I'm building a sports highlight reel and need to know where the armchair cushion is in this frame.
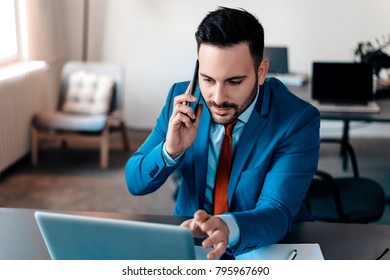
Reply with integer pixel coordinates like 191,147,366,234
33,111,107,132
62,70,114,115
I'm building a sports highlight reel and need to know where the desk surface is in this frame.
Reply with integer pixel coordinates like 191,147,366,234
290,85,390,122
1,207,390,260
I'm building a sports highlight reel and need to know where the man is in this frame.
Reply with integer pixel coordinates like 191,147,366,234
125,7,320,260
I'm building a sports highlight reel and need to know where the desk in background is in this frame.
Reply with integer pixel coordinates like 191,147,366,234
290,85,390,170
1,207,390,260
290,85,390,124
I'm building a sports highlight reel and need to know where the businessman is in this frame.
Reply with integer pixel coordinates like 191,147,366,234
125,7,320,260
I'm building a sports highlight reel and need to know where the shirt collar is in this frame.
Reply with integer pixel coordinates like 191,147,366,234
237,85,259,124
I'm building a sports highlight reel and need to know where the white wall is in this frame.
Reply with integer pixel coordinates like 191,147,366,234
61,0,85,61
68,0,390,130
19,0,67,110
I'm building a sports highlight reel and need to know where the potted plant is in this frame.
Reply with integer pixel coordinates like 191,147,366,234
353,34,390,77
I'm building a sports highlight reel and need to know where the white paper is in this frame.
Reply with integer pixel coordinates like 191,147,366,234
236,243,324,260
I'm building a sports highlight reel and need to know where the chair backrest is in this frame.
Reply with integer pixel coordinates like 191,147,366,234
306,139,385,223
58,61,125,114
307,171,385,223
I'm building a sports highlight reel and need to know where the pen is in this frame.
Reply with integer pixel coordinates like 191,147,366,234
376,248,389,260
287,249,297,260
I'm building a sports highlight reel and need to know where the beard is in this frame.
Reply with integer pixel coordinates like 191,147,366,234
207,80,258,125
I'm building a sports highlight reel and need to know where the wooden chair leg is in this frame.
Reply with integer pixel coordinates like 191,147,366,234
61,139,68,148
31,126,38,165
120,121,130,151
100,127,109,169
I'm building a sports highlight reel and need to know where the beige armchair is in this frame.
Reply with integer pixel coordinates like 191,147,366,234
31,61,129,169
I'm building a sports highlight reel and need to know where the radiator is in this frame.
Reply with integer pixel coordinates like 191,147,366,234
0,61,49,173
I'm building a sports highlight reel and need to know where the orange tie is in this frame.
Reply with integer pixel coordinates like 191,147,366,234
213,120,238,215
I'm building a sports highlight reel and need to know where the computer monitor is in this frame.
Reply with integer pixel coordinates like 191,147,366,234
264,47,289,74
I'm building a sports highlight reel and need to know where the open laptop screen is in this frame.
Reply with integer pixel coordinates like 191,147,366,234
34,211,199,260
311,62,374,104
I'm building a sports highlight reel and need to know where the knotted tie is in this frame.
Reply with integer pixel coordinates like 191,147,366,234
213,120,238,215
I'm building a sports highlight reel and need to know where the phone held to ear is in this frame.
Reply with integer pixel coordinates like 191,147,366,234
187,60,201,120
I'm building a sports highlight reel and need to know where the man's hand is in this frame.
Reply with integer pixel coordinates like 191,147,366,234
181,210,229,260
165,83,203,159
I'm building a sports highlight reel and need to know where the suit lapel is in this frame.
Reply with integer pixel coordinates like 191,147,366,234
228,83,271,205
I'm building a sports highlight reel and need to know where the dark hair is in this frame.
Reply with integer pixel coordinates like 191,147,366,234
195,7,264,70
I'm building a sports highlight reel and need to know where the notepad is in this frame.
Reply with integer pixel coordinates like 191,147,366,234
236,243,324,260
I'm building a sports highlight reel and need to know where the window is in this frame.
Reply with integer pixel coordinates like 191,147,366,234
0,0,18,64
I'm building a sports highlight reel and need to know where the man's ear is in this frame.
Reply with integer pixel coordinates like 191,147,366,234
257,58,269,85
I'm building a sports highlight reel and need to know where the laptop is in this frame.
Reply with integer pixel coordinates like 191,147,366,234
311,62,380,113
34,211,209,260
264,46,307,86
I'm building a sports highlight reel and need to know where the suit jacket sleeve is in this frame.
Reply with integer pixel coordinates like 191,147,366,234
125,82,188,195
228,101,320,256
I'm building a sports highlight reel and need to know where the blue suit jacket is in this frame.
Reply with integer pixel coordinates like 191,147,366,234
125,78,320,256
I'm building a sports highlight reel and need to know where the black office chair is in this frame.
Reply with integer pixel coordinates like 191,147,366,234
307,139,385,223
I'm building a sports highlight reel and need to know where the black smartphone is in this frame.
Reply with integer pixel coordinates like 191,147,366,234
188,60,200,115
